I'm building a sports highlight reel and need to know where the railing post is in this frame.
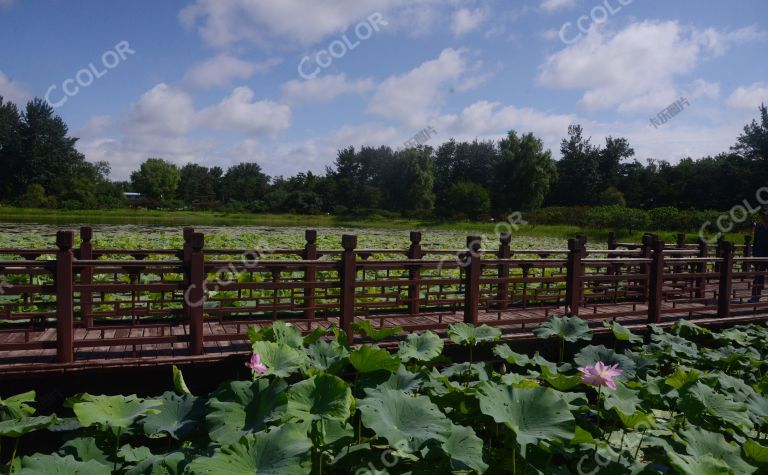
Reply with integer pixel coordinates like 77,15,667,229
647,238,665,323
695,237,709,300
186,232,205,356
463,236,481,324
565,238,584,315
79,226,93,329
607,232,617,250
303,230,318,319
676,233,685,248
339,234,357,341
717,241,734,319
407,231,422,315
497,233,511,309
55,231,75,363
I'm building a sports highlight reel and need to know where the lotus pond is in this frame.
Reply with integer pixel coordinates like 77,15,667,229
0,223,567,251
1,317,768,474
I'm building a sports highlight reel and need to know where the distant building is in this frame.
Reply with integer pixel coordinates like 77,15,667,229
123,192,142,203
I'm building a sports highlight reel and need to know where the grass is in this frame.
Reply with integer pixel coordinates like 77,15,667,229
0,206,751,245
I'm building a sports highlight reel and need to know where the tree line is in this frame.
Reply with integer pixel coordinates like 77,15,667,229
1,96,766,219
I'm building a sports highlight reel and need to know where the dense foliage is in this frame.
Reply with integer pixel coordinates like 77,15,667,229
1,93,767,218
2,318,768,474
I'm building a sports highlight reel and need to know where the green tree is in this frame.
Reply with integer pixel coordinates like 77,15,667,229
177,164,222,208
441,181,491,219
130,158,180,204
221,162,269,206
494,131,557,212
394,148,435,217
549,125,600,206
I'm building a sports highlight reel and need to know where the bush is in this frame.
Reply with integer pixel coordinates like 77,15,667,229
649,206,680,230
596,186,626,207
440,182,491,220
17,184,53,208
527,207,591,226
585,205,649,233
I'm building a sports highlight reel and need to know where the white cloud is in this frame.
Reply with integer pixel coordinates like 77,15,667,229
539,21,766,113
367,48,470,127
540,0,576,13
75,115,114,140
281,74,374,104
687,79,720,100
726,82,768,110
0,70,31,105
179,0,398,47
451,8,485,36
196,87,292,136
184,54,281,89
124,84,197,138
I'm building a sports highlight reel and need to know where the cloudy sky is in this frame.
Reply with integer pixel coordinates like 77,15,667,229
1,0,767,180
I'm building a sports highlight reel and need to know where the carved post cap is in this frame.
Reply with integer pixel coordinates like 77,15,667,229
305,229,317,244
80,226,93,242
56,231,74,250
342,234,357,251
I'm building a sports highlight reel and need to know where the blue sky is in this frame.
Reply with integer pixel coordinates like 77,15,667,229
1,0,767,180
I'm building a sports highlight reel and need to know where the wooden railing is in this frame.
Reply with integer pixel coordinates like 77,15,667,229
0,227,765,364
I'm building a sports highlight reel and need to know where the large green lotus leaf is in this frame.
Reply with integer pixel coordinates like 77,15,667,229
534,316,592,343
117,445,152,463
441,423,488,474
744,440,768,467
349,345,400,373
476,383,575,455
72,394,162,431
680,382,753,433
398,331,444,362
143,392,205,440
19,454,109,475
539,365,581,391
492,345,534,367
251,341,304,378
671,319,710,338
664,368,701,390
617,410,656,430
573,345,636,379
125,450,188,475
281,374,353,423
247,321,304,350
271,321,305,349
745,393,768,427
59,437,110,466
186,425,312,475
603,382,642,416
649,333,700,360
602,320,643,343
205,379,287,446
0,415,55,438
448,323,501,346
714,372,756,402
305,339,348,375
664,427,757,474
358,389,451,453
377,366,422,393
352,320,403,341
0,391,36,420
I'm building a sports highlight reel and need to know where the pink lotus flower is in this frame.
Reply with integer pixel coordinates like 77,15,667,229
578,361,623,390
245,353,268,374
